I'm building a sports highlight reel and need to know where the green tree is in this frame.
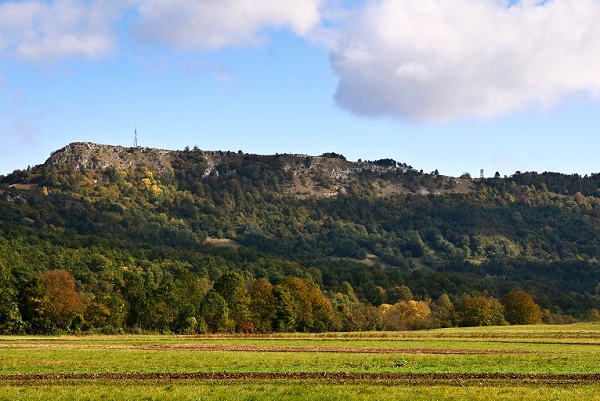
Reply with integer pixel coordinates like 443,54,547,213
199,291,229,332
360,281,387,306
213,272,251,332
145,300,176,332
82,301,111,331
431,293,454,327
501,291,542,325
0,262,23,334
272,285,297,332
278,277,333,332
248,278,276,333
460,295,506,327
388,285,413,303
331,292,357,332
161,267,208,333
121,269,148,330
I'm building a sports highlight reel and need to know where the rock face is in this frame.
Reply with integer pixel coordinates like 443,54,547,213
44,142,473,197
46,142,174,173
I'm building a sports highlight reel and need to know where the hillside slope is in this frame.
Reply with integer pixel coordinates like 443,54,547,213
0,142,599,332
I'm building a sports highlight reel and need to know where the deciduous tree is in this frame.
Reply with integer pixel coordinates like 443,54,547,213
278,277,333,332
213,272,251,331
501,291,542,325
199,291,229,333
38,269,86,331
460,295,506,327
0,262,23,334
248,278,276,333
382,300,431,330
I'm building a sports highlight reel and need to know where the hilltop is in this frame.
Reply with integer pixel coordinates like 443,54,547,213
43,142,472,198
46,142,174,173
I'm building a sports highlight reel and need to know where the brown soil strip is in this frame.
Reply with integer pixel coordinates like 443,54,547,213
0,372,599,386
140,345,540,354
0,344,540,354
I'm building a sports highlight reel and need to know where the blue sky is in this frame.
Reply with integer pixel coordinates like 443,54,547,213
1,0,600,177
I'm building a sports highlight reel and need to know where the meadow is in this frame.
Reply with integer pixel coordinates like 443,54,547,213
0,324,599,400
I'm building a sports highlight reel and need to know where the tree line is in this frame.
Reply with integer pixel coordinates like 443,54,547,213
2,263,556,334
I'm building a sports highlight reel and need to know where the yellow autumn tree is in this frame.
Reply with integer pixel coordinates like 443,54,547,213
382,300,431,330
501,291,542,325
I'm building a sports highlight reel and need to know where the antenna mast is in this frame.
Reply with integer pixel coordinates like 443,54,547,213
134,127,138,148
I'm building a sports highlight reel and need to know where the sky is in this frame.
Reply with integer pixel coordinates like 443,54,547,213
1,0,600,178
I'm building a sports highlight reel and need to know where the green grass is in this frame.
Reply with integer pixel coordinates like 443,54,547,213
0,348,598,375
0,324,599,400
2,384,600,401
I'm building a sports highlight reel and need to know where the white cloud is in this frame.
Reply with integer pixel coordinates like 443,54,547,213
7,0,599,125
331,0,600,122
0,0,123,61
0,0,327,59
131,0,324,50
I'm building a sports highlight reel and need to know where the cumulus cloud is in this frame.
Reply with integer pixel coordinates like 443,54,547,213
0,0,127,61
131,0,324,50
7,0,600,125
331,0,600,122
0,0,326,59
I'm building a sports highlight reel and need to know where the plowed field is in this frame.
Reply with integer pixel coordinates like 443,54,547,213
0,343,542,354
1,371,599,386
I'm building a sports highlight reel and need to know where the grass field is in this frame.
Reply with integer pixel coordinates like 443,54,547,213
1,324,599,400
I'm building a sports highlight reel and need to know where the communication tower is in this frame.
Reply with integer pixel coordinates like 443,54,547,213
134,127,138,148
480,169,484,179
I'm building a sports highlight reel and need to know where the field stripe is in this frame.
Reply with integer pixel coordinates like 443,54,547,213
0,344,543,354
1,372,599,385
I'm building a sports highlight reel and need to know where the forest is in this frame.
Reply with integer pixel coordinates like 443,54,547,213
0,142,599,334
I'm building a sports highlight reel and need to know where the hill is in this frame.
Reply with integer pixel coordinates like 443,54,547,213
0,142,599,333
43,142,472,197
